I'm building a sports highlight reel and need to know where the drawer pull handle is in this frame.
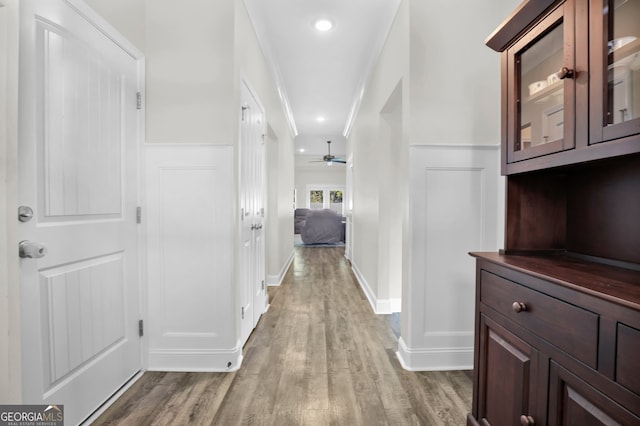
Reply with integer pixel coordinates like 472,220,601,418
520,415,535,425
512,302,527,313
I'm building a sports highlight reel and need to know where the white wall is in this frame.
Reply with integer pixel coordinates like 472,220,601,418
347,0,519,369
409,0,519,145
0,0,21,403
147,0,235,144
347,0,408,313
82,0,144,51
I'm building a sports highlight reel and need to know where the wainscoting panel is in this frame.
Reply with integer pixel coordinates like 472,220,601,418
145,144,241,371
398,145,502,371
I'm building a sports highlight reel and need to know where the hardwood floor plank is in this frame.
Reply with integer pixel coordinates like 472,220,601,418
93,246,472,425
300,409,331,426
327,368,363,425
148,373,233,426
303,373,329,410
209,373,260,426
306,323,328,374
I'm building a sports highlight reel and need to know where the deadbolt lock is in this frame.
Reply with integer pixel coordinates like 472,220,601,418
18,206,34,222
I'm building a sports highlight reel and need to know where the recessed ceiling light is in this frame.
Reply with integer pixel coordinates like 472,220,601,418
299,148,305,153
316,116,326,122
314,19,333,32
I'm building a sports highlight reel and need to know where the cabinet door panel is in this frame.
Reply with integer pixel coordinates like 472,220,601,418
507,1,576,164
549,362,640,425
616,323,640,397
478,315,538,426
590,0,640,144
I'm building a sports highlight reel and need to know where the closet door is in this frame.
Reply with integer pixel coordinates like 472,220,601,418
239,80,267,344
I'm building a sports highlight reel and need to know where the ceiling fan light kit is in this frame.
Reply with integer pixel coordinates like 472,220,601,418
309,140,346,165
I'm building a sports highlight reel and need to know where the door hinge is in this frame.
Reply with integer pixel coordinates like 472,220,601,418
136,206,142,224
261,134,265,143
138,319,144,337
241,306,245,319
136,92,142,110
261,280,265,290
260,207,265,218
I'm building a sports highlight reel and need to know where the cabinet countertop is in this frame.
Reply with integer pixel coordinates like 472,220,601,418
470,251,640,311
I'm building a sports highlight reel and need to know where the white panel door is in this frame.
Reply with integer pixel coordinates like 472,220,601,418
239,80,266,345
18,1,141,423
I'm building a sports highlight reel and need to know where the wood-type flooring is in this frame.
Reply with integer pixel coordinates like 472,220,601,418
93,246,472,425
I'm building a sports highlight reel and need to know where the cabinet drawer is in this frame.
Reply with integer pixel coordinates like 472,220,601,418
616,324,640,398
480,270,599,368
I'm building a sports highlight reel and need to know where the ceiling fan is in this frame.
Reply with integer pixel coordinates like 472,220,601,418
310,140,346,165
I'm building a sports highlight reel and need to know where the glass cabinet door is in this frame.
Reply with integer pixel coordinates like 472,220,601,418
507,2,576,163
591,0,640,143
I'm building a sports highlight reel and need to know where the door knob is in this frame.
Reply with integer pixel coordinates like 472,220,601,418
19,240,48,259
556,66,574,80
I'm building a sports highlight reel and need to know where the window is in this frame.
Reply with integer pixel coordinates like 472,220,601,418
329,190,343,214
306,185,345,215
310,190,324,209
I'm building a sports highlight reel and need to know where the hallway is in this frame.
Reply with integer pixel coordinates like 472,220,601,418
93,247,471,425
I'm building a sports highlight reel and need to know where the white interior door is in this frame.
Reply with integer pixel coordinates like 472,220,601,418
239,80,266,344
18,1,142,424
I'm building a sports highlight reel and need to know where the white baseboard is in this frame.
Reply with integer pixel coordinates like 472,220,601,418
351,262,377,313
267,249,294,286
377,298,402,313
396,336,473,371
351,262,400,315
147,344,243,372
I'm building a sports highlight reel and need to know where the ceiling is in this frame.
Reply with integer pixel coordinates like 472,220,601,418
243,0,401,158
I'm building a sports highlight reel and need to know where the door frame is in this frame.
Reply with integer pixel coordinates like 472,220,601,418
14,0,146,412
1,0,21,403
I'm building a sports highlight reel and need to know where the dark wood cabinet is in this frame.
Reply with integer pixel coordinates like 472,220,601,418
489,0,640,175
469,255,640,426
471,1,640,425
